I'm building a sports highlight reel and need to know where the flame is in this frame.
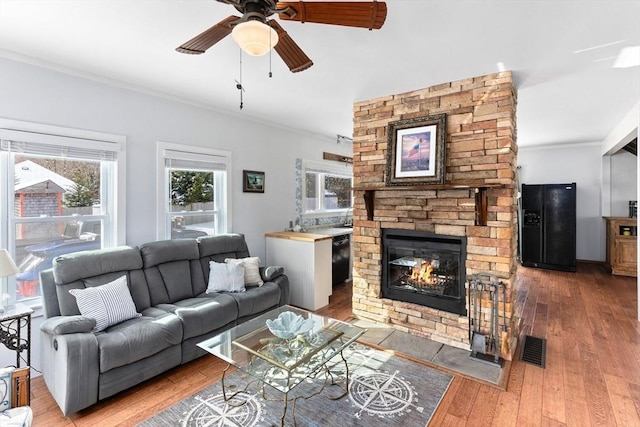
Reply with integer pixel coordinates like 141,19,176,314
411,261,434,284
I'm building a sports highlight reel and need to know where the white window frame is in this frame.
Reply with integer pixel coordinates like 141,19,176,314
156,141,232,240
302,159,353,219
0,118,126,309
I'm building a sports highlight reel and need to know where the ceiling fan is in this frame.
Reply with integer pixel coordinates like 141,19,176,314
176,0,387,73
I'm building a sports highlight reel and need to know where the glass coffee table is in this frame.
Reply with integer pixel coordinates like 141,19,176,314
197,305,366,426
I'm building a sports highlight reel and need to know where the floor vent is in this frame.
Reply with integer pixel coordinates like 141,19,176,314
520,335,546,368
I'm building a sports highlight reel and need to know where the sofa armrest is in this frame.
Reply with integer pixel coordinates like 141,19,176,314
41,316,96,335
260,265,284,282
40,324,100,415
269,273,289,306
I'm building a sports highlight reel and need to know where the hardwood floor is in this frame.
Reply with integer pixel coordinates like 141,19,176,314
30,263,639,426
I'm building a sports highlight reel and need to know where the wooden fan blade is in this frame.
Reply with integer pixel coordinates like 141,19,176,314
269,20,313,73
176,15,239,54
276,1,387,29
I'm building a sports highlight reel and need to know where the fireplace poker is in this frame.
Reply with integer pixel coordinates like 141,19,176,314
470,277,486,356
500,282,509,357
491,281,500,364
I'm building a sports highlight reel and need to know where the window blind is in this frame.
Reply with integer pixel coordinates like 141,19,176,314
1,129,120,161
304,160,352,176
164,149,228,171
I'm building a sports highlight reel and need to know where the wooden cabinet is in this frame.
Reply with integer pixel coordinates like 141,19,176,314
604,217,637,277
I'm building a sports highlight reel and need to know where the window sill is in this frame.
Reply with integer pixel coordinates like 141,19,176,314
15,300,44,318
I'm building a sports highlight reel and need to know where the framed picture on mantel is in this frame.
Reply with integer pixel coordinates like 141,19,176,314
385,114,447,185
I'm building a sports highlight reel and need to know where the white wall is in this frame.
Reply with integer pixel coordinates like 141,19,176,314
601,101,639,155
518,142,604,261
601,101,639,217
600,101,639,321
0,57,352,371
0,57,352,259
610,150,638,217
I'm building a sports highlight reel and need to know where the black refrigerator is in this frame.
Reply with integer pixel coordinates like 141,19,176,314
520,183,576,272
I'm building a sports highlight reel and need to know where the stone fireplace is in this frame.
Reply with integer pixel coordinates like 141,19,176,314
351,71,519,359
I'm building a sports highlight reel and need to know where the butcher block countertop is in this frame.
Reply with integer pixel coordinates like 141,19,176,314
265,231,332,242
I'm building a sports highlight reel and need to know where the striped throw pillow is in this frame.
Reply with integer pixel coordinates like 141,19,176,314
69,275,141,332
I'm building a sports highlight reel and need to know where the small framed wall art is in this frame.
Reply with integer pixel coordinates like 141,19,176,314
385,114,447,185
243,170,265,193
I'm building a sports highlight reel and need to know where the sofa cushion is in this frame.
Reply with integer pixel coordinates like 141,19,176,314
206,261,245,293
141,239,205,304
96,307,183,373
197,234,250,259
53,246,142,284
140,239,199,267
69,275,141,332
155,294,238,340
228,282,282,318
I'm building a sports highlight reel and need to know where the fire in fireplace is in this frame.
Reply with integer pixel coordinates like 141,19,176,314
382,229,467,315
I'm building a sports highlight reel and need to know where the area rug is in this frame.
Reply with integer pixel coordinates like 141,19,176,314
139,343,453,426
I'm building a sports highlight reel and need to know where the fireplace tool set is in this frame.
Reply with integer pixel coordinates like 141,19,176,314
468,272,506,366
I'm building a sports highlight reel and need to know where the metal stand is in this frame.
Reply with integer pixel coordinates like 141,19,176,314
468,273,503,367
220,348,351,427
0,303,33,406
0,304,32,369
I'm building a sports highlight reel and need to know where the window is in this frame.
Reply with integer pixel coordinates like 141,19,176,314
0,120,125,306
157,142,231,240
303,160,353,215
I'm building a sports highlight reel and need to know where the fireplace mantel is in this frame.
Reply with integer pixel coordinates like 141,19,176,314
355,182,511,222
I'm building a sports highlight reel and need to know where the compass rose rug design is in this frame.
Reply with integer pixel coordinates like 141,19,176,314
139,343,453,427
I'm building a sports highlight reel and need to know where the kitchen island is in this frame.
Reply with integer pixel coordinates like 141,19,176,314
265,230,337,310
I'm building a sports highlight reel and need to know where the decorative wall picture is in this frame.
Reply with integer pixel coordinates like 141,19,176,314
243,170,265,193
386,114,447,185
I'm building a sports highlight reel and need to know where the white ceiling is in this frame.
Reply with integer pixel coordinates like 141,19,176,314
0,0,638,147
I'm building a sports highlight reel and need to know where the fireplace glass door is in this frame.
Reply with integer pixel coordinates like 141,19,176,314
382,229,466,315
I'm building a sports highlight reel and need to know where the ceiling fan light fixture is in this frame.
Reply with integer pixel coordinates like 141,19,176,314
232,20,279,57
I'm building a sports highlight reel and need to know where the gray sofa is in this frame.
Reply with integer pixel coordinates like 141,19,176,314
39,233,289,415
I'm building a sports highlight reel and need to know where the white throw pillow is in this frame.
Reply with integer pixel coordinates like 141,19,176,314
69,275,141,332
225,257,264,286
206,261,245,293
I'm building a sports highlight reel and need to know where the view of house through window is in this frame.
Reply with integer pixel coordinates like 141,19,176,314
1,126,121,305
3,153,114,302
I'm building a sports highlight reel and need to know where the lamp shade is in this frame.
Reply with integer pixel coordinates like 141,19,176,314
0,249,19,278
231,20,279,56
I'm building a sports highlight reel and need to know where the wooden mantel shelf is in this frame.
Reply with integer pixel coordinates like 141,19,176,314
353,181,509,192
354,182,511,222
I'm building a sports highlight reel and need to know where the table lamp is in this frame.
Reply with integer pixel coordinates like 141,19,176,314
0,249,19,313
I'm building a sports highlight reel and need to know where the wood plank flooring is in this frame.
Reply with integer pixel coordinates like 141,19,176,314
30,263,639,426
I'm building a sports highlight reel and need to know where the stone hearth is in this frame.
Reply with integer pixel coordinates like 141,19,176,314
350,72,519,359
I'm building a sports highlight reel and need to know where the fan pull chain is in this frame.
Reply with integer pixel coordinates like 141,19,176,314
237,49,244,110
268,21,273,78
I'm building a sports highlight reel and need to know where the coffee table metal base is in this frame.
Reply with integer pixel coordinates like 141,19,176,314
220,349,351,427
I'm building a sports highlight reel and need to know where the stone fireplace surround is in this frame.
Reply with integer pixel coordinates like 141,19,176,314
350,71,519,359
